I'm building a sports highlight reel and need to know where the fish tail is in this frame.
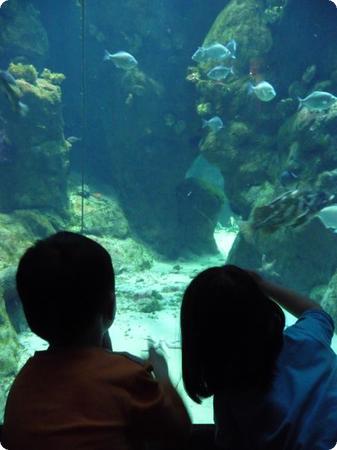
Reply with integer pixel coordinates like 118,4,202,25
202,119,208,128
103,50,111,61
230,66,235,76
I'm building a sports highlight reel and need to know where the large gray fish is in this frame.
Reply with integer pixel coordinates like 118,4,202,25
298,91,337,112
248,81,276,102
207,65,234,81
202,116,224,133
317,205,337,232
0,70,29,116
192,40,237,63
104,50,138,70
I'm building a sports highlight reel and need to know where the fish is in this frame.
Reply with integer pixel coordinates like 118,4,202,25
202,116,224,133
298,91,337,112
103,50,138,70
248,81,276,102
317,205,337,231
250,189,334,231
280,170,298,187
192,40,236,63
207,65,234,81
66,136,82,145
0,70,29,116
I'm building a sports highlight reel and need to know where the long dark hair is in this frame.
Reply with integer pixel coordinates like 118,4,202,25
180,265,285,403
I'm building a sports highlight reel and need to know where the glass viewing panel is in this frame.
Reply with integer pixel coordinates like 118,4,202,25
1,0,337,425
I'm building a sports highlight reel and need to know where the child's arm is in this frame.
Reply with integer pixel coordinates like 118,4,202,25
255,275,321,318
146,344,192,446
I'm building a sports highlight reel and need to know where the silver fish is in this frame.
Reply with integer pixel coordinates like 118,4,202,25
202,116,224,133
66,136,82,145
248,81,276,102
298,91,337,112
104,50,138,70
317,205,337,232
192,40,236,63
207,65,234,81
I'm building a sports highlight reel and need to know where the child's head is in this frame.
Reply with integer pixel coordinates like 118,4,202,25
16,231,115,345
180,264,285,403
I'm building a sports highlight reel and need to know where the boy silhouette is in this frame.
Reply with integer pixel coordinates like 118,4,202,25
2,231,190,450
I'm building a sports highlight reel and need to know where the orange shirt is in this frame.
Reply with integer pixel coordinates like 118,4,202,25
3,347,176,450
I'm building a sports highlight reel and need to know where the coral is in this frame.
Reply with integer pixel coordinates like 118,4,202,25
40,68,66,86
263,5,285,25
197,103,212,116
8,63,38,84
0,68,69,214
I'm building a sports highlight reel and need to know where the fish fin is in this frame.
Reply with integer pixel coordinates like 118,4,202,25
202,119,208,128
226,39,236,53
18,102,29,117
297,97,303,111
103,50,111,61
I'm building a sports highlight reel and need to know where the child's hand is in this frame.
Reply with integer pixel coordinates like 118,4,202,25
147,339,170,380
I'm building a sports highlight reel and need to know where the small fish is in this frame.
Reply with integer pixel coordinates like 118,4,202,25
280,170,298,187
202,116,224,133
0,70,29,116
66,136,82,145
317,205,337,232
248,81,276,102
192,40,236,63
298,91,337,112
207,65,234,81
103,50,138,70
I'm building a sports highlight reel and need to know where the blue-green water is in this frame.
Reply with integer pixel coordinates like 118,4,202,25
1,0,337,425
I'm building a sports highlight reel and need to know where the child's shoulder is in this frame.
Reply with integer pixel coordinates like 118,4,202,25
112,351,147,366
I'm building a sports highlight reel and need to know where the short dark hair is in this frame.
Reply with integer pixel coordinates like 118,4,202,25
180,265,285,403
16,231,115,344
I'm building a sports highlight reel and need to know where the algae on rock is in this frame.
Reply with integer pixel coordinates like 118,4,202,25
0,64,69,215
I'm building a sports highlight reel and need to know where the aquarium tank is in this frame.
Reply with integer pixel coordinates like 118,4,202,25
1,0,337,424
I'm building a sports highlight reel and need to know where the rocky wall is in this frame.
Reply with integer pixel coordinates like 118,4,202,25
191,0,337,297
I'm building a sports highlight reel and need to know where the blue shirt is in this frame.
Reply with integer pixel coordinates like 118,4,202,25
214,309,337,450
